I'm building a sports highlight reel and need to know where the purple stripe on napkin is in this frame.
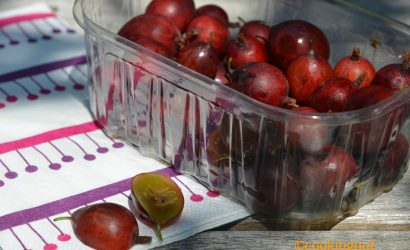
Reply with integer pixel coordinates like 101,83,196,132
0,56,87,83
0,166,178,231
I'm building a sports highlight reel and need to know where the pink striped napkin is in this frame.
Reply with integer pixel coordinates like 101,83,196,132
0,3,250,250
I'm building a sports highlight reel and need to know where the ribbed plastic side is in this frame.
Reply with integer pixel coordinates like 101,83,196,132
84,33,410,225
76,0,410,227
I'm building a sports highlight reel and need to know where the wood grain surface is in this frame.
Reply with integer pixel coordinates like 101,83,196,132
155,231,409,249
1,1,409,249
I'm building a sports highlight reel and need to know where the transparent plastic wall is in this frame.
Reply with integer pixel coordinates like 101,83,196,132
74,0,410,226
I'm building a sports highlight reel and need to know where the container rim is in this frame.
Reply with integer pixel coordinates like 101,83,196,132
73,0,410,126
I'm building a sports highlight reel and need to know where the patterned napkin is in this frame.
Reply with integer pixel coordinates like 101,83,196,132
0,3,250,249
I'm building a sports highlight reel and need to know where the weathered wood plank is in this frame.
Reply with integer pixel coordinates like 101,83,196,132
154,231,409,249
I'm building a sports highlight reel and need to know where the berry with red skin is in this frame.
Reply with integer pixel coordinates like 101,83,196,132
290,106,317,113
301,145,357,207
214,61,230,85
267,20,330,71
226,33,268,69
372,51,410,92
308,78,359,112
344,85,393,111
118,14,181,55
287,106,329,153
177,41,219,78
133,37,174,58
194,4,229,26
333,48,376,88
230,62,289,107
56,203,151,250
249,171,301,214
239,121,301,214
206,125,229,166
286,45,333,105
186,15,230,57
343,85,401,155
206,123,231,188
145,0,195,32
377,133,409,186
239,20,270,45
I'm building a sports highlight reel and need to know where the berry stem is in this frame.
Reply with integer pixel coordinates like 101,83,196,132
190,28,199,40
353,73,366,88
284,97,299,108
236,33,246,47
369,36,381,63
155,224,163,242
226,57,234,75
308,40,315,56
229,21,241,29
402,51,410,70
53,216,71,222
350,48,361,61
238,16,246,25
133,235,152,244
222,56,234,84
216,155,231,163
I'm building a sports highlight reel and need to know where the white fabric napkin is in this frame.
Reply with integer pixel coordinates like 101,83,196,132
0,3,250,249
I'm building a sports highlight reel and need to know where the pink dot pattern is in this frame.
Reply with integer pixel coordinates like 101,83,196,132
190,194,204,202
57,234,71,242
43,243,57,250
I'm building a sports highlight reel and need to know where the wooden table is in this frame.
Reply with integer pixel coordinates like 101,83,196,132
2,0,409,249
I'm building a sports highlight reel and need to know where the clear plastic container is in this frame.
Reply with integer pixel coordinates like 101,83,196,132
73,0,410,227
